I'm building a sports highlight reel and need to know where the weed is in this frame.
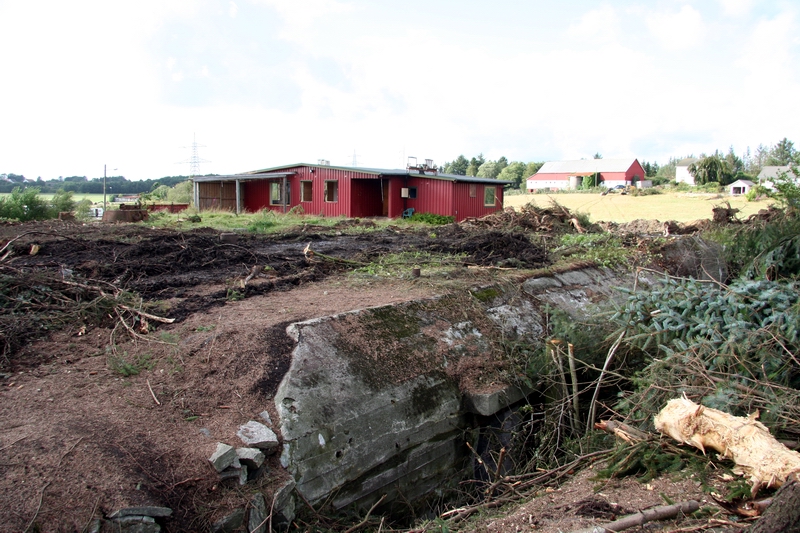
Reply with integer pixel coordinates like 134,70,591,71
159,331,179,344
195,325,215,332
108,351,154,377
226,289,244,301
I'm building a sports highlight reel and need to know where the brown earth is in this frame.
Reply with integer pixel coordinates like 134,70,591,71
0,216,744,532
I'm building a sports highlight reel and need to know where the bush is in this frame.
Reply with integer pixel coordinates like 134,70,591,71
410,212,455,225
0,187,74,221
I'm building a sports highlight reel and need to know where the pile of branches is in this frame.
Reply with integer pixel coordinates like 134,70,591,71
463,203,588,233
0,264,172,369
611,274,800,440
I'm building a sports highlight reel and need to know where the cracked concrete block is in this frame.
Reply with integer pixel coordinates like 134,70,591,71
209,443,237,473
237,421,278,452
236,447,266,469
108,507,173,519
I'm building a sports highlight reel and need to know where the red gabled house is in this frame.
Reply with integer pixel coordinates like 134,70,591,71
193,163,511,222
526,159,646,191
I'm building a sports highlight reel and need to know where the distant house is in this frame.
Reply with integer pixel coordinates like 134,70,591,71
526,159,646,192
729,179,755,196
758,165,794,191
192,162,511,222
675,158,700,185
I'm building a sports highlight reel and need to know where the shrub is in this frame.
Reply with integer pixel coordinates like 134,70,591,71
410,212,455,225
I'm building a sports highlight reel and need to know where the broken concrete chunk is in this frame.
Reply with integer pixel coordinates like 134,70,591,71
108,506,173,519
236,447,266,469
211,508,245,533
237,421,278,451
110,515,161,533
248,493,267,533
209,442,237,472
259,410,273,425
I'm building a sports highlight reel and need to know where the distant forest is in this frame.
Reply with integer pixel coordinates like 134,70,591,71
0,174,216,195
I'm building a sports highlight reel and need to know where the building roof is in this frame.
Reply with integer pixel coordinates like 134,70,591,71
195,163,512,185
758,165,794,179
729,179,755,187
677,157,700,167
534,158,640,175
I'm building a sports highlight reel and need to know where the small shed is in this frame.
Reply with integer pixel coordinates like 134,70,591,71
193,163,511,222
729,179,755,196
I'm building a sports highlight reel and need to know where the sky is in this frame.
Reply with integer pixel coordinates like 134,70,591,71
1,0,799,181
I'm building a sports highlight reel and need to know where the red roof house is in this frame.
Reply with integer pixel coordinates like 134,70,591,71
193,163,511,222
526,159,646,191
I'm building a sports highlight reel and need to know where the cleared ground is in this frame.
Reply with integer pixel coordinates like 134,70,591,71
505,191,772,223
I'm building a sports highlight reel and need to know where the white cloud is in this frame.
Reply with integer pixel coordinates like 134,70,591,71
255,0,354,40
646,5,706,50
567,6,621,44
737,11,797,75
229,1,238,18
717,0,754,17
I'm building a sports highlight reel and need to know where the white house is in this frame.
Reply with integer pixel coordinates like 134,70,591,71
675,158,699,185
757,165,794,191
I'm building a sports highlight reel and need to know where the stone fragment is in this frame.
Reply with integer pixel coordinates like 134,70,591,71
211,508,245,533
108,507,173,519
209,442,237,472
236,447,266,469
248,493,267,533
237,421,278,452
272,478,297,530
238,464,248,485
110,515,161,533
259,410,272,425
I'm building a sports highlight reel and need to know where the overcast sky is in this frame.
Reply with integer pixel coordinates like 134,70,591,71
1,0,798,181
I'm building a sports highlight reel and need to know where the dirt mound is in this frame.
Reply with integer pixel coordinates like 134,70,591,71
431,230,548,268
463,204,584,233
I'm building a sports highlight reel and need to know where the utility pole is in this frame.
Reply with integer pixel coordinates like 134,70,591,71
103,164,107,211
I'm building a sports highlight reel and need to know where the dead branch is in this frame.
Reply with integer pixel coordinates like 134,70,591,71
570,500,700,533
147,379,161,406
595,420,652,444
586,330,625,432
343,494,386,533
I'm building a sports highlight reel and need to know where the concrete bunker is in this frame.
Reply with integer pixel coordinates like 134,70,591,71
273,266,649,518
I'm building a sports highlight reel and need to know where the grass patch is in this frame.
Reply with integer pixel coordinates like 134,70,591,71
108,351,154,377
351,251,467,278
505,192,773,223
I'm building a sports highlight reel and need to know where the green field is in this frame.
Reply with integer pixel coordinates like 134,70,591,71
0,192,107,204
504,191,773,223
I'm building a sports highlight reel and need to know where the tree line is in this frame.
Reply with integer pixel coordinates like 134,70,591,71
0,174,203,195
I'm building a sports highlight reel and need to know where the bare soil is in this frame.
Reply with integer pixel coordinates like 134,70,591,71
0,216,742,532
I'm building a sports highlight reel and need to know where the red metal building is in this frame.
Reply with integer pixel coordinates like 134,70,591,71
526,159,646,191
193,163,511,222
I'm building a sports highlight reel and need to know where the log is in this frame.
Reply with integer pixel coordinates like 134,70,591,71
654,397,800,494
570,500,700,533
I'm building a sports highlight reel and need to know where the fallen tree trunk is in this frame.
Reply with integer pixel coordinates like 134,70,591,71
654,397,800,494
570,500,700,533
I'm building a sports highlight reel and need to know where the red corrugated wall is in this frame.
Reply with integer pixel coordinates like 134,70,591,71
234,166,504,221
452,182,504,221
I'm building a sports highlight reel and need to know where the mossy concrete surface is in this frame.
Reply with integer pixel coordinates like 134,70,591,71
274,267,651,513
